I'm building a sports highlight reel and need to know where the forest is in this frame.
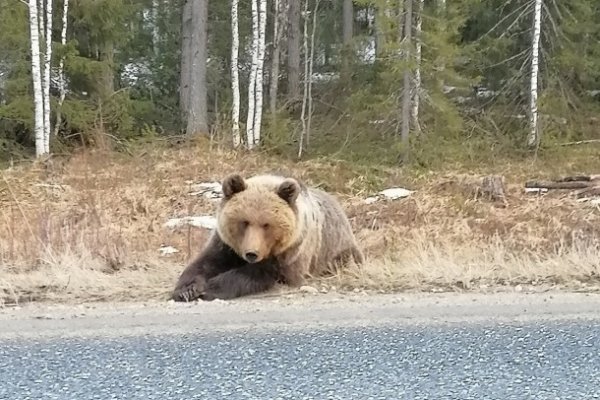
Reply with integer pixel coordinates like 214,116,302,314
1,0,599,165
0,0,599,303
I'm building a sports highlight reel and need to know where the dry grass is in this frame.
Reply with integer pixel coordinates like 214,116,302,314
1,139,600,305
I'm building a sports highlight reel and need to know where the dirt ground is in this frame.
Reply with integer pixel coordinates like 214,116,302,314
1,142,599,305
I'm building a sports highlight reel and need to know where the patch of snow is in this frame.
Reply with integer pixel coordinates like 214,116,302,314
299,285,319,294
164,216,217,230
159,245,179,256
525,187,548,194
311,72,339,83
379,188,414,200
189,181,223,199
364,187,414,204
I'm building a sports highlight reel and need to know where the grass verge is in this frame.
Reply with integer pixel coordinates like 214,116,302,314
1,139,599,305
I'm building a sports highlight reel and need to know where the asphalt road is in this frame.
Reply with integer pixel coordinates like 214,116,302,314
1,292,600,400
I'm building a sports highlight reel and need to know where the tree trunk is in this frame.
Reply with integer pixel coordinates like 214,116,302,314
186,0,209,136
269,0,284,115
231,0,241,148
400,0,412,163
43,0,53,153
99,41,115,99
411,0,423,135
305,0,320,148
298,0,310,158
179,0,193,117
527,0,542,149
251,0,268,148
246,0,259,148
436,0,446,87
28,0,46,157
286,0,301,101
341,0,353,80
375,0,392,57
53,0,69,139
152,0,160,55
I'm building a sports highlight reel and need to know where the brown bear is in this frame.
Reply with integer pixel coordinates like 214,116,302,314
171,173,365,302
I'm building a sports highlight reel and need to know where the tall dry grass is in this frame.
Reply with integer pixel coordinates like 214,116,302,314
1,141,599,305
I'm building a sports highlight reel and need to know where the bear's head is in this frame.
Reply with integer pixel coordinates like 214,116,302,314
216,173,302,263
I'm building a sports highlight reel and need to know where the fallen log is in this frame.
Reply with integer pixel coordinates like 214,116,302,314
525,174,600,198
555,175,600,183
525,180,595,190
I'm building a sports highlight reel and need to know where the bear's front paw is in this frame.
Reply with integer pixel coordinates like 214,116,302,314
171,275,207,302
197,279,225,302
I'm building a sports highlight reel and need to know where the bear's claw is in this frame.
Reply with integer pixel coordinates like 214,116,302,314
171,278,206,302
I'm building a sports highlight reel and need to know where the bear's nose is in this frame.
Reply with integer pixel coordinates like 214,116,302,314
245,251,259,263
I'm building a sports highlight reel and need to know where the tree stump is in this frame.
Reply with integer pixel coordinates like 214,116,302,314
479,175,507,204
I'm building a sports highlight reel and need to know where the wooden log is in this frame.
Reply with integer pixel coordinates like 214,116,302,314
525,180,595,190
576,186,600,198
556,175,600,182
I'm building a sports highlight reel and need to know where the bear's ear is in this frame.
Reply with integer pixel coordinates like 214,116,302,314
222,174,246,199
277,178,300,204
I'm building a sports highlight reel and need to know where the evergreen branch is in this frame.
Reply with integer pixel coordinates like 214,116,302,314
480,1,531,40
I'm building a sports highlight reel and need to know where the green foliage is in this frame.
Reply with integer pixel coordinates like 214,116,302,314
1,0,600,166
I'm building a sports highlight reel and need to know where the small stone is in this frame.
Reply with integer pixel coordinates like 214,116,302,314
300,286,319,294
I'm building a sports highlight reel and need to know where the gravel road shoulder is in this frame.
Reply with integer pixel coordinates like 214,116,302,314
1,291,599,340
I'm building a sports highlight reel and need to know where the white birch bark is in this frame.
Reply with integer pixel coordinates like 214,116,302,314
268,0,284,115
305,0,320,148
400,0,412,163
527,0,542,148
43,0,53,153
231,0,241,148
53,0,69,137
246,0,259,149
38,0,46,137
298,0,309,158
28,0,46,157
411,0,423,134
251,0,268,148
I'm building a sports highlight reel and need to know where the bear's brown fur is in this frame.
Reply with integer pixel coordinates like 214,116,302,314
171,173,364,301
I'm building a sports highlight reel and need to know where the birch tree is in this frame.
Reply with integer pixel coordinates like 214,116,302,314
298,0,320,158
27,0,47,157
400,0,412,163
269,0,285,115
527,0,542,149
42,0,53,153
253,0,268,147
246,0,259,148
53,0,69,138
246,0,268,149
231,0,241,147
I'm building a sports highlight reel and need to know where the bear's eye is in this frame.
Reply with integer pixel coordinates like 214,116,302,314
240,220,249,228
262,223,270,229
